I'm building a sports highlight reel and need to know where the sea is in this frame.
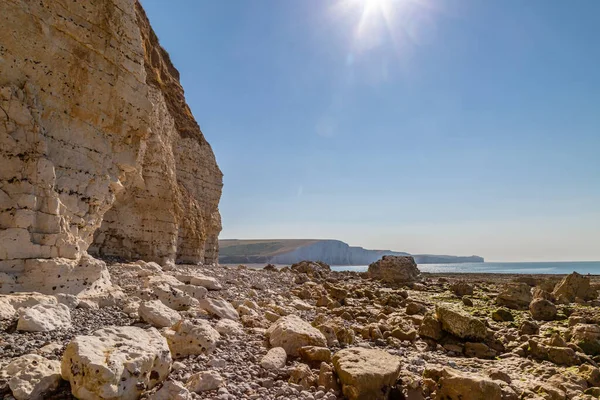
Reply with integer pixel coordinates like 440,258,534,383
331,261,600,275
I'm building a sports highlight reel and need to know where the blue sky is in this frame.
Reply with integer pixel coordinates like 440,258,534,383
141,0,600,262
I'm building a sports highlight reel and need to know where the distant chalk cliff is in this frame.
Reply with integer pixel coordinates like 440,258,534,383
218,239,484,265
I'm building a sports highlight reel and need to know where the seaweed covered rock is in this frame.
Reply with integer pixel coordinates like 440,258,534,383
436,304,487,341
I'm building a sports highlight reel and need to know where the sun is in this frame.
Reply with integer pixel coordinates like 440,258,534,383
331,0,432,54
361,0,391,16
332,0,410,51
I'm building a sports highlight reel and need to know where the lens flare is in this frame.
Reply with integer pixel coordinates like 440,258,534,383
331,0,434,54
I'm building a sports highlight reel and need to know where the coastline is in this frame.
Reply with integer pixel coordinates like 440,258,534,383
223,261,600,275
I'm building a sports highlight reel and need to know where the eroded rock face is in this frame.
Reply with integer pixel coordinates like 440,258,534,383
89,3,222,265
0,0,222,293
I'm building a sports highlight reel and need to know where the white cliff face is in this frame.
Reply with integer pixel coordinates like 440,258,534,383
0,0,222,294
270,240,409,265
0,0,149,267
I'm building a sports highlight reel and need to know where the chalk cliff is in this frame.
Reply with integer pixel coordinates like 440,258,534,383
219,240,484,265
0,0,222,293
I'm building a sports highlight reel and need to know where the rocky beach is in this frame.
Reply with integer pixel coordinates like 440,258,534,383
1,256,600,399
1,0,599,399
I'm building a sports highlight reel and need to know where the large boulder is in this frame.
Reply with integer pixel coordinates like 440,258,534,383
496,283,532,310
139,300,182,328
367,256,420,285
529,298,557,321
162,319,220,358
435,304,487,341
0,354,61,400
61,326,172,400
553,272,597,303
332,347,401,400
17,303,71,332
266,315,327,357
424,367,502,400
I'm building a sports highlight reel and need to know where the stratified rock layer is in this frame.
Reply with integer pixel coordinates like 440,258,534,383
0,0,222,292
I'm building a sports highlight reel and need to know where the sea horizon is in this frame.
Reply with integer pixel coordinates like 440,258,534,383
332,260,600,275
230,260,600,275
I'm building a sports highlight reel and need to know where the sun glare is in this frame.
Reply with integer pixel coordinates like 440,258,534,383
332,0,432,54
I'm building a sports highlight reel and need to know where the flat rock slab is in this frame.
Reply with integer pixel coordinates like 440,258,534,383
332,347,401,400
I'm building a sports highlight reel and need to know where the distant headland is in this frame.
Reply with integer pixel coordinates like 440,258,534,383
218,239,484,265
